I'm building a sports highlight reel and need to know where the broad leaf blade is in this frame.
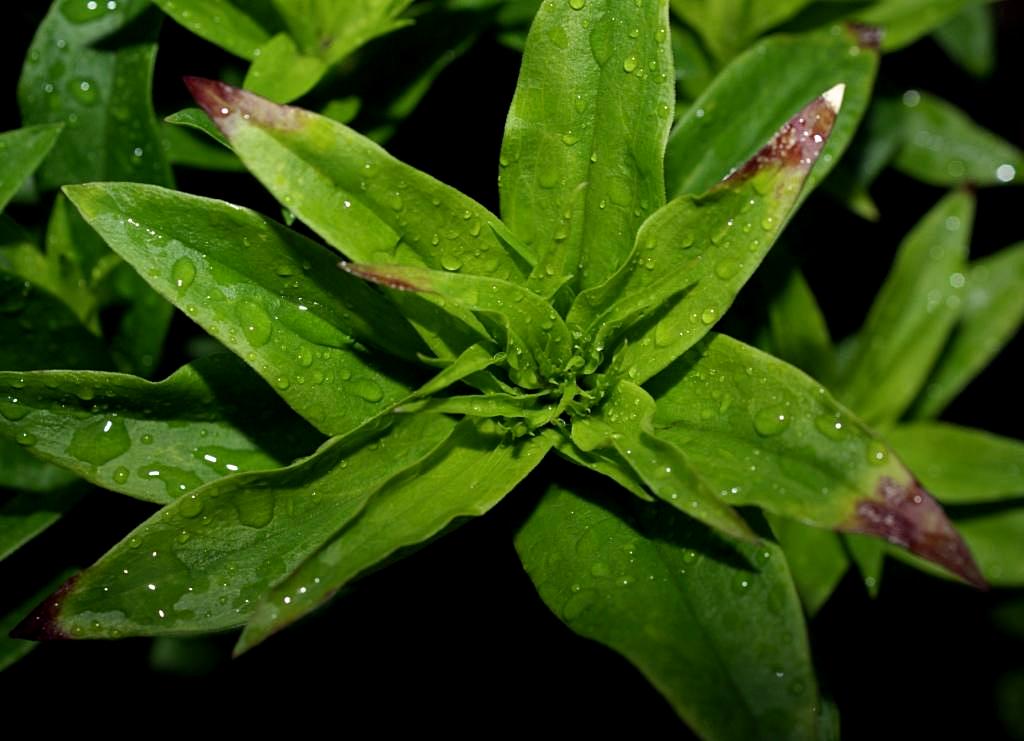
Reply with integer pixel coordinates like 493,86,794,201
890,92,1024,187
665,26,878,200
837,191,973,424
152,0,271,60
611,86,843,384
887,423,1024,505
13,414,457,640
912,243,1024,418
648,332,985,587
0,124,64,212
65,183,418,436
670,0,816,62
499,0,674,294
516,481,822,740
0,355,324,505
237,419,552,652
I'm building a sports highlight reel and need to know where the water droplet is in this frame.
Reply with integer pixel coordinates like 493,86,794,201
171,257,196,292
753,406,790,437
237,301,272,347
441,252,463,271
113,466,130,485
996,163,1016,183
351,379,384,403
700,308,717,325
654,27,667,43
67,77,98,105
814,414,845,440
733,576,752,595
569,0,586,8
0,396,29,421
623,55,639,73
387,192,404,211
179,494,203,518
901,89,920,107
866,441,888,465
16,431,37,446
714,259,740,280
67,417,130,465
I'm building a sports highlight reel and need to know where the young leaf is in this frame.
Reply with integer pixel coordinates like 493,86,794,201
64,182,420,435
270,0,413,67
0,355,324,505
498,0,674,295
236,419,553,652
887,423,1024,505
768,515,849,615
609,85,843,384
852,0,978,52
760,258,836,384
164,108,232,149
18,0,172,189
836,191,973,425
670,0,816,62
571,380,756,542
13,413,457,640
933,3,995,78
0,487,84,563
844,534,885,597
647,332,986,587
912,243,1024,418
516,481,822,740
0,124,64,212
953,508,1024,587
890,92,1023,187
243,33,327,103
152,0,272,60
0,271,112,372
665,25,878,200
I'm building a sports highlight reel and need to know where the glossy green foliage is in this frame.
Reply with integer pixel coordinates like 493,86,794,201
670,0,815,62
836,191,973,424
0,124,63,212
665,26,877,200
852,0,977,51
0,356,324,504
65,183,420,435
152,0,272,60
934,3,995,78
768,515,848,616
517,482,822,739
18,0,172,190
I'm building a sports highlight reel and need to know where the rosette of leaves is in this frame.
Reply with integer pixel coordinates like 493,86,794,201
2,1,992,737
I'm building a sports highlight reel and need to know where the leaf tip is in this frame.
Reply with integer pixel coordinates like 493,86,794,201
340,261,426,292
845,22,884,50
822,83,846,116
183,76,298,135
9,575,79,641
845,477,988,590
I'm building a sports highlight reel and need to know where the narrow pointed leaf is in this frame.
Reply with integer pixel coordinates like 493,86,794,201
609,86,842,384
269,0,413,67
853,0,980,52
887,423,1024,505
768,515,849,615
0,438,77,494
953,508,1024,587
516,481,822,740
0,124,64,212
889,92,1024,187
343,261,573,388
0,271,112,372
65,183,419,435
912,243,1024,418
162,125,245,173
237,419,552,652
0,487,84,563
498,0,674,293
13,414,457,640
152,0,271,60
933,3,995,78
837,191,973,424
0,571,75,671
572,381,755,543
0,356,324,505
761,259,835,383
670,0,816,62
18,0,172,190
164,108,232,149
844,534,885,596
648,332,986,587
665,26,878,200
552,435,651,501
243,33,327,103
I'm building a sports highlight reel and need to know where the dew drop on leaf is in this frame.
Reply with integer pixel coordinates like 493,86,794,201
753,406,790,437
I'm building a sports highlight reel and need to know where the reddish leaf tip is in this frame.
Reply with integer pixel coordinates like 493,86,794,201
845,477,988,590
183,77,298,135
845,22,884,50
339,262,425,292
9,575,79,641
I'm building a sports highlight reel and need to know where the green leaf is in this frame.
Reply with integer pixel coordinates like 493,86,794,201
64,182,420,436
665,26,878,200
161,125,245,173
342,261,573,389
516,481,822,739
853,0,978,52
890,92,1024,187
887,423,1024,505
0,571,75,671
0,270,112,372
933,3,995,77
836,191,973,425
844,533,885,596
13,413,458,640
954,507,1024,587
604,86,842,384
0,124,64,212
237,418,552,652
243,32,327,103
671,25,715,102
0,355,324,505
498,0,674,295
0,487,84,563
760,258,836,384
164,108,232,149
42,195,105,331
0,438,78,494
152,0,271,60
647,332,986,587
670,0,816,62
768,515,848,615
912,243,1024,417
18,0,173,190
571,380,756,542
